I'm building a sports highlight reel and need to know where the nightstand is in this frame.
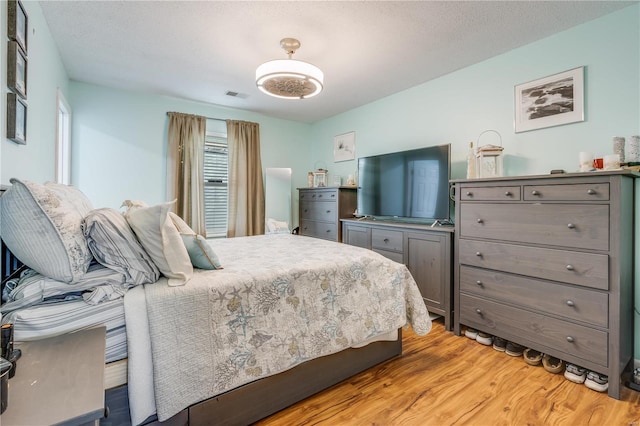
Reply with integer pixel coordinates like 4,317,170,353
1,326,106,425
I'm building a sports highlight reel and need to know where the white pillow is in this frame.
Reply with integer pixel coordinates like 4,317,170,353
124,201,193,286
1,178,94,283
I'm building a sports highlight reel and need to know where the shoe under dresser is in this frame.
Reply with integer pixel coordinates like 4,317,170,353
452,171,637,399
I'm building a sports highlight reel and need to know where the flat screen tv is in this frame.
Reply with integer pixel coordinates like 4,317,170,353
357,144,451,223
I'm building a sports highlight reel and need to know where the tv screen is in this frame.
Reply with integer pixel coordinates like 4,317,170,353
357,144,451,223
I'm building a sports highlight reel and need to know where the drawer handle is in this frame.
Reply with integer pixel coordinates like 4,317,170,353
476,218,484,224
476,280,483,286
504,191,512,196
331,194,336,198
475,308,483,316
319,195,323,198
303,209,308,213
531,190,540,196
567,223,575,229
566,300,575,307
466,191,473,197
384,238,390,243
566,336,575,343
312,194,316,198
475,252,482,257
587,189,596,195
326,210,331,213
326,229,331,233
566,264,574,271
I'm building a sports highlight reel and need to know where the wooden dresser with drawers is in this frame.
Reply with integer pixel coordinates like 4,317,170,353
452,171,637,399
298,186,357,242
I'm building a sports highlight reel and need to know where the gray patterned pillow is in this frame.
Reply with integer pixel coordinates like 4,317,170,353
84,208,160,285
1,178,94,283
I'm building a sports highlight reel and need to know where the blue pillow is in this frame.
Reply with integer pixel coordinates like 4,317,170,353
180,234,223,270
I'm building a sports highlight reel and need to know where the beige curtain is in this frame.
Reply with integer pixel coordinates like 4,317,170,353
166,112,207,236
227,120,265,237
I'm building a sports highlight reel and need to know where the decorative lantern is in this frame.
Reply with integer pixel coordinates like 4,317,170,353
313,169,327,187
475,130,504,178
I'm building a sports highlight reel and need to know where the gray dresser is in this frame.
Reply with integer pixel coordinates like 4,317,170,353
342,219,454,330
452,171,637,399
298,187,357,242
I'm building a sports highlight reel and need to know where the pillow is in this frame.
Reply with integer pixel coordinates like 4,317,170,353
83,208,160,285
266,218,290,234
180,234,223,270
169,213,223,270
124,201,193,286
1,178,94,283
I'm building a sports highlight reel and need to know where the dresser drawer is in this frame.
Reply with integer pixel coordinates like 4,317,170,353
523,183,609,201
299,189,338,201
459,203,609,250
373,249,404,263
458,239,609,290
460,186,521,201
300,201,337,222
300,220,337,241
371,228,403,253
460,294,608,367
460,265,608,327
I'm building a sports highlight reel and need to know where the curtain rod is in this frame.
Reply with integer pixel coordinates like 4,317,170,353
166,112,226,122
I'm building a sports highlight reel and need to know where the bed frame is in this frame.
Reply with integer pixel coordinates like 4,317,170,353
0,190,403,425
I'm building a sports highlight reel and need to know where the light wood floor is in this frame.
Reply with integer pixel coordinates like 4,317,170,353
257,318,640,425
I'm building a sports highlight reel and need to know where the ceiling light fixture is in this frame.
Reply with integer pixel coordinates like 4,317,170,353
256,38,324,99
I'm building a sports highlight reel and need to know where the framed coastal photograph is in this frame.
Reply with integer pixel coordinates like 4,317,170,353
8,0,28,54
7,40,27,98
7,93,27,144
333,131,356,162
514,66,584,133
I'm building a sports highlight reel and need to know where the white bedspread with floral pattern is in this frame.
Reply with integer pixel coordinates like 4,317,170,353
134,234,431,421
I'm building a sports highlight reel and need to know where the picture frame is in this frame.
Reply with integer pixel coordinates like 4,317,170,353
8,0,28,54
7,93,27,144
514,66,584,133
333,131,356,162
7,41,27,98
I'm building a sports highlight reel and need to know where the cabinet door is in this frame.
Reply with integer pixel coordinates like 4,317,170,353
406,232,450,317
342,224,371,249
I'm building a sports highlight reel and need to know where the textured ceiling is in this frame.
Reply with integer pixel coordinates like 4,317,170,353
39,1,635,123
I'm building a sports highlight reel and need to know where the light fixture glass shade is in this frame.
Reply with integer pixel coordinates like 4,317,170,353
256,59,324,99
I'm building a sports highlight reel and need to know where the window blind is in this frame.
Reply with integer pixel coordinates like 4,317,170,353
204,133,228,237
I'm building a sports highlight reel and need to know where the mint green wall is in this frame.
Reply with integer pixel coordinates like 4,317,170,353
1,0,70,184
310,5,640,184
69,82,312,213
310,4,640,359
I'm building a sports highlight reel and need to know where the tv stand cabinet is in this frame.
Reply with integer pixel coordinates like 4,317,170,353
341,219,454,330
452,171,637,399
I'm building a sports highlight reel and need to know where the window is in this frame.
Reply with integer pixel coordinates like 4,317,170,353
204,131,228,237
55,89,72,184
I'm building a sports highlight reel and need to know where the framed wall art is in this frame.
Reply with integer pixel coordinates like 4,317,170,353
333,131,356,162
514,66,584,133
7,40,27,98
8,0,28,54
7,93,27,144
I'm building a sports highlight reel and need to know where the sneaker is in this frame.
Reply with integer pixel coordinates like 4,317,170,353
492,337,507,352
505,342,525,357
634,368,640,385
542,354,565,374
464,328,478,339
564,363,587,384
523,348,543,365
584,371,608,392
476,332,493,345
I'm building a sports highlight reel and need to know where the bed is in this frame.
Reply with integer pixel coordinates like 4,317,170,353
0,179,431,425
